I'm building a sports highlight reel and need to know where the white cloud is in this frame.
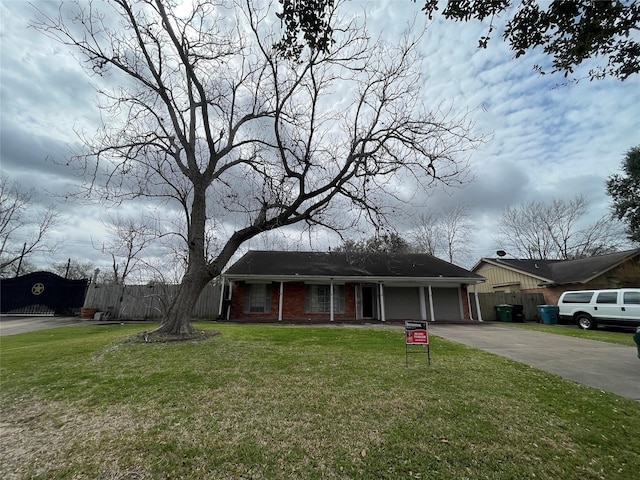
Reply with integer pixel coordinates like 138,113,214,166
0,0,638,274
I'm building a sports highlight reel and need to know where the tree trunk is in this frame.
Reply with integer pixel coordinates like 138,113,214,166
154,267,212,335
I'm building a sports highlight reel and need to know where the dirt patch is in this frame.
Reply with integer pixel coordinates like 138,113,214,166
0,398,155,479
125,329,221,344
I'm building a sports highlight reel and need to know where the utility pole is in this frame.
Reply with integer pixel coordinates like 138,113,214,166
14,242,26,277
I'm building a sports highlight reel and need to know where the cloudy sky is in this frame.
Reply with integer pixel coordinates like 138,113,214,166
1,0,639,276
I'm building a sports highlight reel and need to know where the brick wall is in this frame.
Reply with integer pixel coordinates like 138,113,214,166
521,284,612,305
461,285,470,319
229,281,358,321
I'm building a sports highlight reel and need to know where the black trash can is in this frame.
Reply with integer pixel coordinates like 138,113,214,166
495,304,513,322
511,304,524,322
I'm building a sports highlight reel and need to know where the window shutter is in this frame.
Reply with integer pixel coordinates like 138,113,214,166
243,284,251,313
265,284,272,313
304,284,311,313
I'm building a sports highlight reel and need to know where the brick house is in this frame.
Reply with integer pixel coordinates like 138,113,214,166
221,251,485,323
471,248,640,305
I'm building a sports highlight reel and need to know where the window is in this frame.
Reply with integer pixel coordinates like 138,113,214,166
305,284,345,313
244,284,271,313
596,292,618,304
562,292,595,303
624,291,640,305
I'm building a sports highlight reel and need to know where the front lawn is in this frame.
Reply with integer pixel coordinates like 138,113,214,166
1,323,638,479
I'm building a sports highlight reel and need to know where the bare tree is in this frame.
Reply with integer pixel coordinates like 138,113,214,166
496,196,625,260
0,176,62,276
410,204,473,265
98,214,157,285
33,0,479,334
409,211,440,256
439,204,473,264
50,260,96,280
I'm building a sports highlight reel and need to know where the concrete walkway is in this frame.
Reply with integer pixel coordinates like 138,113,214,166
429,323,640,402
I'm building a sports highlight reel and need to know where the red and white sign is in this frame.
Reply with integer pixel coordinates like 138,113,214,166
405,321,429,345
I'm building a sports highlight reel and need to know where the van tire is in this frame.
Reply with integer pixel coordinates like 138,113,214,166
577,314,596,330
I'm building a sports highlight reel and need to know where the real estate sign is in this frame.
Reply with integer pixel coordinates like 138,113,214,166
405,321,429,345
405,321,430,365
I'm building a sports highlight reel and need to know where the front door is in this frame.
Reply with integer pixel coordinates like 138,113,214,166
361,285,376,318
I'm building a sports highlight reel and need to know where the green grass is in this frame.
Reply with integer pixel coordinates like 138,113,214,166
1,323,639,479
504,322,637,346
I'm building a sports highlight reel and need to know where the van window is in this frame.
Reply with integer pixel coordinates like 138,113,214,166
596,292,618,304
623,291,640,305
562,292,594,303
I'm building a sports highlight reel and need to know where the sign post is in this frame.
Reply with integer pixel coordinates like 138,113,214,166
405,321,430,366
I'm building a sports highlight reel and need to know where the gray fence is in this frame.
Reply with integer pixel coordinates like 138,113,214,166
83,282,222,320
472,292,545,322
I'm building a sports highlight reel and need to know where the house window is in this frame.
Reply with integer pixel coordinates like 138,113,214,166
305,284,345,313
244,284,271,313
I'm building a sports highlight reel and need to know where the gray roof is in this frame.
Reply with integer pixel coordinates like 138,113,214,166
225,251,483,282
477,249,640,285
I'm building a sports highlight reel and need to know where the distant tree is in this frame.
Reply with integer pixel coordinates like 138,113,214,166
278,0,640,80
50,260,95,280
0,176,63,277
34,0,478,335
496,195,625,260
336,232,412,254
410,204,473,265
409,211,440,256
98,214,157,285
607,146,640,242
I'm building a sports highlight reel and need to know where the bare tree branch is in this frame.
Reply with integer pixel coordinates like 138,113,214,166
31,0,481,334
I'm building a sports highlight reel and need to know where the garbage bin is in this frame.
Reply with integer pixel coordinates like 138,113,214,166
634,326,640,360
495,304,513,322
511,304,525,322
537,305,559,325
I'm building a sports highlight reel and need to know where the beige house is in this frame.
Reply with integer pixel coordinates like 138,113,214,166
471,249,640,305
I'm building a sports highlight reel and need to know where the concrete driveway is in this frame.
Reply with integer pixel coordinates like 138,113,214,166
0,316,87,336
429,323,640,402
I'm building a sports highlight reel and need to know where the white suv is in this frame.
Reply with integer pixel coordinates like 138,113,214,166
558,288,640,330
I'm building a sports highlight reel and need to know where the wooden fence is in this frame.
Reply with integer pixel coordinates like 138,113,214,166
83,282,222,320
471,292,546,322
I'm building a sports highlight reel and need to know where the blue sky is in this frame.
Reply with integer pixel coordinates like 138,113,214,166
1,0,638,273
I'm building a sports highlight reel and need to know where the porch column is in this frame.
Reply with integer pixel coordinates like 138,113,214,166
428,284,435,322
330,281,335,322
218,277,226,318
474,285,483,322
379,283,386,322
278,281,284,321
226,279,233,321
419,286,427,321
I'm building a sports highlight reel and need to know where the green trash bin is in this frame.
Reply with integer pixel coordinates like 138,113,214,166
495,304,513,322
537,305,559,324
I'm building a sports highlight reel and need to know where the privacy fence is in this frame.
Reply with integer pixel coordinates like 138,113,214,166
83,282,222,320
471,292,546,322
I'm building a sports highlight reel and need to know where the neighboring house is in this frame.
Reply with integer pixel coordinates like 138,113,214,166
471,248,640,305
221,251,485,323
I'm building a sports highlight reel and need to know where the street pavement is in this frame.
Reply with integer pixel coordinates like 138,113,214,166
2,316,639,401
0,316,89,336
429,322,640,402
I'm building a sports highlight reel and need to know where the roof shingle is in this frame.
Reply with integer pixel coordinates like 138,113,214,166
226,251,483,280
